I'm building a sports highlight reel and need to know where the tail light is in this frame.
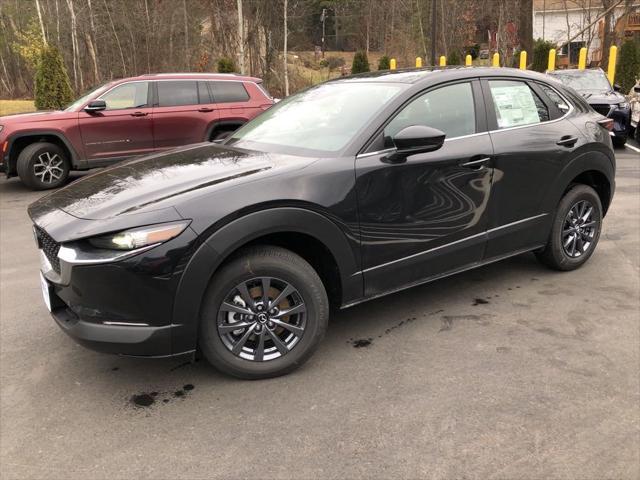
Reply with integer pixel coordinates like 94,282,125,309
597,118,614,131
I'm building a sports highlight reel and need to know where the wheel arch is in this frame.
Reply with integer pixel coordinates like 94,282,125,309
204,119,246,142
544,149,615,217
170,207,362,354
6,131,78,176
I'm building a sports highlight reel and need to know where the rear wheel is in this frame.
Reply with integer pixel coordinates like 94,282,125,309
16,142,70,190
199,246,329,379
535,184,603,271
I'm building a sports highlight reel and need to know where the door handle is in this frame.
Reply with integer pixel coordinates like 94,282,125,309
556,136,578,147
130,111,148,117
460,156,491,169
198,107,214,112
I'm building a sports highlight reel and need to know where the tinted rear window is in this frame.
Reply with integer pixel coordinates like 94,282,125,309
157,81,199,107
210,81,250,103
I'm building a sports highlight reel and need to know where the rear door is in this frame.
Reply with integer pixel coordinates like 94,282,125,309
209,81,253,125
152,80,219,150
481,78,584,258
356,80,494,296
78,81,154,161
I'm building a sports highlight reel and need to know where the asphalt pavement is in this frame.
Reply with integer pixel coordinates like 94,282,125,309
1,144,638,479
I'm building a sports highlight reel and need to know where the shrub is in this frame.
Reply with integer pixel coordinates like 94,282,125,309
532,38,557,72
34,46,74,110
448,51,461,65
351,51,370,74
320,56,345,70
465,44,480,60
616,40,640,93
217,57,236,73
378,55,391,70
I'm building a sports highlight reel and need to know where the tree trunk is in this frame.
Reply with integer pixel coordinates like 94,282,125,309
83,32,99,84
35,0,48,45
103,0,127,76
283,0,289,97
237,0,246,74
601,0,614,67
519,0,533,55
183,0,189,69
65,0,83,92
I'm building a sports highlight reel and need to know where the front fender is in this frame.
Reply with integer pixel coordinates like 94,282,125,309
170,207,362,353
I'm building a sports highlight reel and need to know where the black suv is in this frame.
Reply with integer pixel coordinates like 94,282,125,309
547,68,631,147
30,68,615,379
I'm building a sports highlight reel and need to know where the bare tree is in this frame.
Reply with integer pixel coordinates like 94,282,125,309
237,0,246,74
34,0,47,45
283,0,289,96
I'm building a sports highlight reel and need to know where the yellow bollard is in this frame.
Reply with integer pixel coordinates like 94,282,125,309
390,58,396,70
416,57,422,68
548,48,556,71
607,45,617,85
439,56,446,66
519,51,527,70
492,52,500,67
465,54,472,66
578,47,587,70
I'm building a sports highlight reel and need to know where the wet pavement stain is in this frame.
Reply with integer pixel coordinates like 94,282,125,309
351,338,373,348
130,384,196,408
472,298,490,306
131,393,155,408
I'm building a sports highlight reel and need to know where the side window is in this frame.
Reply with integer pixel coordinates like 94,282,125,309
538,83,570,115
488,80,549,128
100,82,149,110
384,82,476,143
210,81,250,103
157,81,199,107
197,81,211,104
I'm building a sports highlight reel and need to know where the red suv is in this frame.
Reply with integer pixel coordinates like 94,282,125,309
0,73,273,189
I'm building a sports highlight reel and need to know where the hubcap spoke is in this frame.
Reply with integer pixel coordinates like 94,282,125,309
562,200,597,259
274,303,306,318
218,321,253,333
261,277,271,306
266,328,289,355
236,282,256,310
231,324,257,354
270,318,304,336
220,302,253,316
269,283,294,309
254,330,266,361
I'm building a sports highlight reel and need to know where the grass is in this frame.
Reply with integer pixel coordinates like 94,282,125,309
0,100,36,116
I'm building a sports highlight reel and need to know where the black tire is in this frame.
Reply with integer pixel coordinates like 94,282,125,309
199,246,329,379
16,142,70,190
535,184,603,271
612,136,627,148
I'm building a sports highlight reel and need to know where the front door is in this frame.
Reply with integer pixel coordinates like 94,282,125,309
78,81,154,161
356,80,494,296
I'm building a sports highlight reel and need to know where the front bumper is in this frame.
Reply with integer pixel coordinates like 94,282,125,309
37,224,199,357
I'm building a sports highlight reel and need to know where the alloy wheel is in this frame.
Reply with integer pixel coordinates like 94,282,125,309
562,200,597,258
217,277,307,361
33,152,65,184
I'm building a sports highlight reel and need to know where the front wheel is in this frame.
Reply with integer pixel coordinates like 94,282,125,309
535,184,603,271
199,246,329,379
16,142,70,190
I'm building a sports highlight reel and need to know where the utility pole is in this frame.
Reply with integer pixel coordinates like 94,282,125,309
320,8,327,58
431,0,437,65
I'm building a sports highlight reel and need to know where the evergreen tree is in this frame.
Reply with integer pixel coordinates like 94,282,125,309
34,46,74,110
616,40,640,93
378,55,391,70
531,39,557,72
351,51,370,74
217,57,236,73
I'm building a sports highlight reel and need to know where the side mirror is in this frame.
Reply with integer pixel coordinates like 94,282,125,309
84,100,106,112
613,83,622,92
385,125,446,163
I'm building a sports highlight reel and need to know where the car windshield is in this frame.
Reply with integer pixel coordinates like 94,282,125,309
549,70,611,93
228,81,406,156
64,83,112,111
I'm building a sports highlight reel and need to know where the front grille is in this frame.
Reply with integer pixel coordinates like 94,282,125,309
35,226,61,273
591,104,612,117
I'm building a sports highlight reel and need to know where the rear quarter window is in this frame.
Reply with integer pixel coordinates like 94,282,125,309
210,81,250,103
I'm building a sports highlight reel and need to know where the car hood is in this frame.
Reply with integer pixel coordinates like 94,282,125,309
0,110,76,123
29,143,313,222
580,90,626,104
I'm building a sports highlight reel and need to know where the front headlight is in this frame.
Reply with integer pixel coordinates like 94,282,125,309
87,221,191,251
619,102,630,109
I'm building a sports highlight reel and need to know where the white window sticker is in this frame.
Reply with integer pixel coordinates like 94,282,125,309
491,84,541,128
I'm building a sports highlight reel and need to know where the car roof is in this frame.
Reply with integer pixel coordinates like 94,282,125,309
121,73,262,83
546,68,606,76
333,66,556,85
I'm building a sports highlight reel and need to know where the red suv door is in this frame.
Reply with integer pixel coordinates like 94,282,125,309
78,81,154,161
152,80,219,151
